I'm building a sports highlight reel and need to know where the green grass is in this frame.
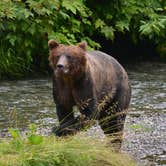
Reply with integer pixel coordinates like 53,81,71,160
0,130,135,166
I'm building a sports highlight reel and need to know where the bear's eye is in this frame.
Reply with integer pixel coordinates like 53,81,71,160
55,55,60,59
66,55,72,60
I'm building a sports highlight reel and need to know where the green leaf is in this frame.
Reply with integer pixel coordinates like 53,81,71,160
83,37,101,49
152,24,160,35
9,128,20,139
95,19,105,29
59,11,70,19
139,23,152,35
29,123,37,135
106,14,113,21
129,124,143,130
101,26,115,41
82,18,91,25
115,21,130,32
62,0,77,14
28,135,43,145
28,23,36,35
24,9,33,18
9,37,17,46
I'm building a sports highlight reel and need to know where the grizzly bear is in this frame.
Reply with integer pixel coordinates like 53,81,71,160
48,39,131,140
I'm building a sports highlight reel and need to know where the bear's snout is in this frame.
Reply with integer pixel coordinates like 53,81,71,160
56,55,69,73
56,63,69,74
56,56,70,74
57,64,64,69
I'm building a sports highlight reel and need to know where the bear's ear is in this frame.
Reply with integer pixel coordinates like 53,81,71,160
78,41,87,50
48,39,59,50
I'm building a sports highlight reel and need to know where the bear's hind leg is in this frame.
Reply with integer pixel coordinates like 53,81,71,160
99,106,127,149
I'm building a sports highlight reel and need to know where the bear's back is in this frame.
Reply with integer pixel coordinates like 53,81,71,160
86,50,127,80
86,51,130,103
87,51,125,72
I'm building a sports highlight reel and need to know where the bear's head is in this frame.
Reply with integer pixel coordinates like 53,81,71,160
48,39,87,79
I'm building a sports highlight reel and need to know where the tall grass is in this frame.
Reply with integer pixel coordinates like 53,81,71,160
0,130,135,166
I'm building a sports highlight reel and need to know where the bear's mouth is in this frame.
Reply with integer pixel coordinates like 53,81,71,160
63,68,69,74
56,67,70,75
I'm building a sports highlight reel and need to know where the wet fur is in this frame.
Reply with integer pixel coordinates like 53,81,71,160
48,41,131,139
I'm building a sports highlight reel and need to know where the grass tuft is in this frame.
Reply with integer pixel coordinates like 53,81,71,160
0,132,135,166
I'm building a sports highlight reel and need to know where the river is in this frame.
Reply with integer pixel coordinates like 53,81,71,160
0,62,165,165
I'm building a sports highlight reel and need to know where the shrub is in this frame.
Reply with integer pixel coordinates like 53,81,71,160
0,0,165,78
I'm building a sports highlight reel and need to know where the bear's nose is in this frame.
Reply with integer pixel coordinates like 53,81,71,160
57,64,64,69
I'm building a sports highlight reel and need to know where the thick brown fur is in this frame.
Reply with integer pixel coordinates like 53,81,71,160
48,40,131,142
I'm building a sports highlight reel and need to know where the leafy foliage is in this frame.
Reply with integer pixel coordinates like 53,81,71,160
0,0,166,78
86,0,166,42
0,0,98,79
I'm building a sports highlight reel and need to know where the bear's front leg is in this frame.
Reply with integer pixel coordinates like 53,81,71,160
73,78,98,120
53,104,75,136
53,104,84,136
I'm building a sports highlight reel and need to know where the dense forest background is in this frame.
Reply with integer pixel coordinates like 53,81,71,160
0,0,166,79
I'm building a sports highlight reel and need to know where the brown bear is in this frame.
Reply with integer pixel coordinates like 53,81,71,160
48,39,131,140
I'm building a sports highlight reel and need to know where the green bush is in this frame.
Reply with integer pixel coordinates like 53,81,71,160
86,0,166,42
0,0,100,79
0,0,165,79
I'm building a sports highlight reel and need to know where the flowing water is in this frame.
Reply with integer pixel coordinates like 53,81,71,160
0,62,166,165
